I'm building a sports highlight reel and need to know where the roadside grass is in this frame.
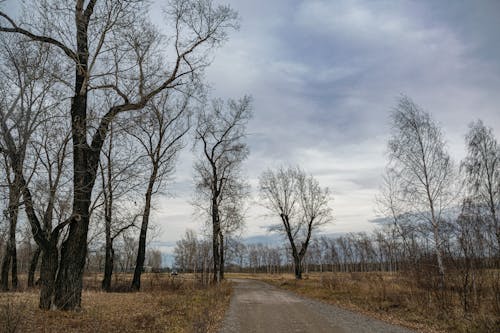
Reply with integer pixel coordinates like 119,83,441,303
0,273,231,333
228,272,499,333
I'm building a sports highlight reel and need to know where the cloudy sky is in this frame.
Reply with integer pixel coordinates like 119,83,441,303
151,0,500,250
3,1,500,255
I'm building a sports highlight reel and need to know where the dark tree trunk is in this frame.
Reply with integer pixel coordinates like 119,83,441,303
212,200,221,283
131,167,157,291
102,163,114,292
28,246,41,288
39,240,59,310
52,3,96,310
53,211,89,310
131,218,147,291
11,245,17,290
293,254,302,280
219,232,224,280
102,242,114,291
54,161,94,309
0,247,11,291
1,193,19,291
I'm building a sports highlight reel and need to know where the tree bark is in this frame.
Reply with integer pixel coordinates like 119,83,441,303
53,8,94,308
39,240,59,310
219,232,224,280
102,242,114,291
28,246,41,288
54,159,94,309
102,156,114,292
131,166,157,290
293,255,302,279
212,198,221,283
54,213,89,309
0,188,20,291
0,247,11,291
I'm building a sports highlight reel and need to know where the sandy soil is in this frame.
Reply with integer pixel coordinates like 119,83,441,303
219,279,416,333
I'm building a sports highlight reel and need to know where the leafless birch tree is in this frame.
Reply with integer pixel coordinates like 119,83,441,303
461,120,499,255
386,96,456,288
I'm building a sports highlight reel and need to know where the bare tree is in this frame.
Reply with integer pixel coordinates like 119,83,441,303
148,249,163,270
129,92,191,290
193,96,252,283
376,168,417,265
0,0,238,310
0,34,62,292
98,123,143,291
0,35,73,307
386,96,456,287
174,229,212,283
461,120,499,255
28,117,72,309
259,166,332,279
174,229,199,273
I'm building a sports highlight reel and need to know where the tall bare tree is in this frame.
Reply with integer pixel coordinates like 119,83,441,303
461,120,499,254
259,166,332,279
386,96,455,287
193,96,251,283
98,123,142,291
0,0,238,310
28,114,72,309
0,34,61,291
129,92,191,290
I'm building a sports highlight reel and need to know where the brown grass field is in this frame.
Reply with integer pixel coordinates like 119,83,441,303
227,272,500,333
0,273,231,333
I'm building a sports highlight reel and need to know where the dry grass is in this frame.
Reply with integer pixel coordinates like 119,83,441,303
0,273,231,333
228,272,500,333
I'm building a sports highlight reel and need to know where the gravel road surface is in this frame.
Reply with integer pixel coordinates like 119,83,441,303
219,279,416,333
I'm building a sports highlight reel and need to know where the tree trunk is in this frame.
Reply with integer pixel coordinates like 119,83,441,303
0,240,17,292
0,247,11,291
54,161,93,309
293,255,302,279
131,167,157,290
212,201,221,283
219,232,224,280
39,240,59,310
102,242,114,291
28,246,41,288
53,212,89,310
102,175,114,292
52,6,95,309
11,244,17,290
1,190,20,291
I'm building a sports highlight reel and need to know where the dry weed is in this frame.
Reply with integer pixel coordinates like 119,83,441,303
0,274,232,333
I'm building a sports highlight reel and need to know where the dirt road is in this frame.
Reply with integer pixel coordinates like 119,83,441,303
219,279,415,333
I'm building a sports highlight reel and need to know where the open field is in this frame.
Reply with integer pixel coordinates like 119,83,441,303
0,273,231,333
227,272,500,333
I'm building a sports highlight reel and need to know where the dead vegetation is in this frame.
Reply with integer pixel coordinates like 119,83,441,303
0,273,231,333
231,272,500,333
